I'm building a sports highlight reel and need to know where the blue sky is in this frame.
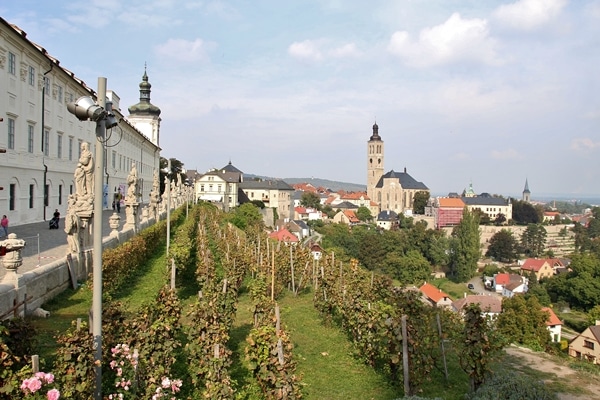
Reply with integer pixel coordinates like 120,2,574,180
2,0,599,198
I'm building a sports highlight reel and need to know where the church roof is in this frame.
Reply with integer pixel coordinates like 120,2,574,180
128,68,161,117
375,169,428,190
221,161,243,174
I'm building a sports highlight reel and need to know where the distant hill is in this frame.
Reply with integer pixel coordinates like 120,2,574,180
245,175,366,193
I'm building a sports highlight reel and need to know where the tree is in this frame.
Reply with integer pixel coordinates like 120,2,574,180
496,296,551,351
494,213,506,226
485,229,517,262
520,224,547,257
468,371,558,400
412,191,429,215
454,304,505,392
356,206,372,222
299,192,322,210
228,203,263,230
159,156,187,195
511,199,541,224
448,209,481,282
383,250,431,284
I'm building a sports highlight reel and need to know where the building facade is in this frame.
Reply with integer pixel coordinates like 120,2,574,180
0,17,161,225
239,179,294,219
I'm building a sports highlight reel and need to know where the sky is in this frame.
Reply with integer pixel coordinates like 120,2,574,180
2,0,599,199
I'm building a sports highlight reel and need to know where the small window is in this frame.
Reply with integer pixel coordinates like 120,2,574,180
29,184,34,209
9,184,16,211
44,77,50,95
584,340,595,350
57,133,63,158
7,118,15,150
28,124,34,153
44,130,50,156
8,52,16,75
28,66,35,86
68,137,74,161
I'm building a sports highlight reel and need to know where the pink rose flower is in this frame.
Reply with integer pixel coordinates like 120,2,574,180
47,388,60,400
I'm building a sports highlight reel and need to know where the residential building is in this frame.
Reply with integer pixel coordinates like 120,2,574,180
493,273,528,295
0,17,160,225
426,197,465,229
239,179,294,219
520,258,564,281
419,282,453,308
376,210,398,230
333,209,359,225
366,122,429,215
452,295,503,318
542,307,562,343
461,194,512,222
268,228,298,244
194,162,243,211
568,321,600,364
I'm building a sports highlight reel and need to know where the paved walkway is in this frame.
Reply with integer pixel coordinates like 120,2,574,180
0,210,123,280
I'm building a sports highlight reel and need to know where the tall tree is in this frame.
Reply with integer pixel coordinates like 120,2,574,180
448,209,481,282
511,199,541,224
159,156,187,195
356,206,372,222
496,296,551,351
412,191,430,214
520,224,547,257
485,229,518,262
299,191,322,210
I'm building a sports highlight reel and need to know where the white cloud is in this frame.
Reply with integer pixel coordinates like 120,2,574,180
493,0,567,30
329,43,361,58
288,40,323,61
571,138,600,152
491,148,521,159
387,13,499,67
154,38,216,63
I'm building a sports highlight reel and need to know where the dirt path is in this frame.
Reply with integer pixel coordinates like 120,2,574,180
505,345,600,399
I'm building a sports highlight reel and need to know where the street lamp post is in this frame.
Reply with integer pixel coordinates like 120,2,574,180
166,158,171,257
67,77,117,400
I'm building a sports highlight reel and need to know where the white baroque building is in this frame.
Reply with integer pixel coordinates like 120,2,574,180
0,17,161,225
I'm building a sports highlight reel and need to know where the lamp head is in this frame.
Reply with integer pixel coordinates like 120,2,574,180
67,96,106,122
104,101,118,129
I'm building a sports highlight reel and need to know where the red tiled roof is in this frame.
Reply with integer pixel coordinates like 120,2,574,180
521,258,564,272
268,229,299,242
419,283,451,303
452,295,502,314
343,210,360,223
495,273,510,285
541,307,562,326
438,198,465,208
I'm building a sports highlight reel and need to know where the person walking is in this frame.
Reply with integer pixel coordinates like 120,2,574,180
0,215,8,238
50,209,60,229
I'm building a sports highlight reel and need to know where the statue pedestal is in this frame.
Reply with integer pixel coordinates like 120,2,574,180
125,202,139,232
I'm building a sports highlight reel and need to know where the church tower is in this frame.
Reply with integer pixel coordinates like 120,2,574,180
367,122,384,202
127,66,162,147
522,179,531,203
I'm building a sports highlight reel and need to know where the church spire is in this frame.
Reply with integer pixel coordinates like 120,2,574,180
522,178,531,202
128,65,161,117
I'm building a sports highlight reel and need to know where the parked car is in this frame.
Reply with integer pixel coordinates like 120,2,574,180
467,283,475,290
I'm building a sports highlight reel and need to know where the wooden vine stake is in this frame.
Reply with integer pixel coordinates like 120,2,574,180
271,248,275,301
170,258,176,290
437,313,449,380
290,246,296,294
402,315,410,396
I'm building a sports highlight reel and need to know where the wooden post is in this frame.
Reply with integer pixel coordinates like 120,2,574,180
437,313,449,380
290,246,296,294
271,249,275,301
402,315,410,396
31,355,39,373
170,258,176,290
77,318,82,330
277,338,284,366
275,304,281,334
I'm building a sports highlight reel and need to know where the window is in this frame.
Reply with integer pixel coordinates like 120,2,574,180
44,184,49,207
43,130,50,156
9,184,15,211
78,140,83,159
218,185,222,193
7,118,15,150
57,86,63,103
584,340,595,350
57,133,63,158
28,124,34,153
44,77,50,95
8,52,16,75
28,66,35,86
200,185,204,192
29,185,34,208
68,137,73,160
58,185,62,205
112,150,116,169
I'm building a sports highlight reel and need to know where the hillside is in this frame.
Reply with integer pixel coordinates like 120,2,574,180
245,174,366,192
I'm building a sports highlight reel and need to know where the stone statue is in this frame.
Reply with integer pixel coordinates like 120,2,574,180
64,194,79,253
75,142,94,198
126,162,138,202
